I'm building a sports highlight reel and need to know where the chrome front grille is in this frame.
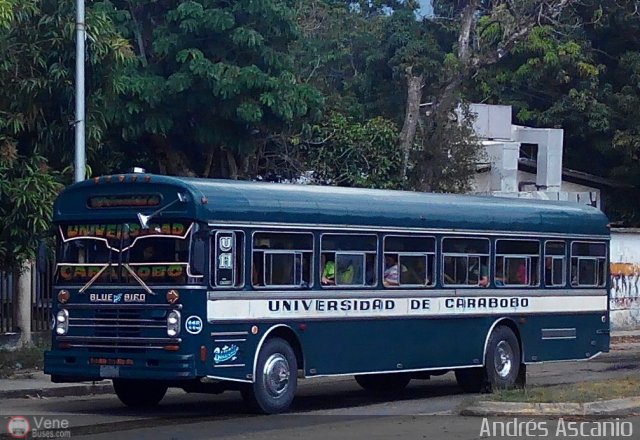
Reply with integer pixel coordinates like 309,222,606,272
61,303,180,351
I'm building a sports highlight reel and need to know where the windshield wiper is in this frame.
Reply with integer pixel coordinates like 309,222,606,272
79,264,111,293
122,264,154,294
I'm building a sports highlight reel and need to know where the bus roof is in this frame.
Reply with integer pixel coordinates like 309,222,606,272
53,174,610,237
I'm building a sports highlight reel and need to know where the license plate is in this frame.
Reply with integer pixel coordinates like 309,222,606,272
99,365,120,378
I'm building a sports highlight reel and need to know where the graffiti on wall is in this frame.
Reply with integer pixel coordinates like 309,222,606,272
610,262,640,310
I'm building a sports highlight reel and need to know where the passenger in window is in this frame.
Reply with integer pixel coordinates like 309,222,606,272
516,261,528,284
336,258,355,284
468,257,489,287
383,254,408,286
321,254,336,285
383,254,400,286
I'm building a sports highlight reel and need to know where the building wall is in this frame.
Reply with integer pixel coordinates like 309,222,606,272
610,230,640,330
472,170,601,207
517,171,601,207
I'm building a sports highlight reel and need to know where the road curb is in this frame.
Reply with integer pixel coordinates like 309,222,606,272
461,396,640,417
0,383,113,399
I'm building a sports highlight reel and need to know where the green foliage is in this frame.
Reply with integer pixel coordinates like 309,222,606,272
0,0,132,171
409,105,485,193
301,113,404,189
104,0,323,177
0,145,62,270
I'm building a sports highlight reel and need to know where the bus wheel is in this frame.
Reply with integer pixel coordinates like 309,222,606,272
112,379,168,408
354,373,411,394
242,338,297,414
484,325,521,391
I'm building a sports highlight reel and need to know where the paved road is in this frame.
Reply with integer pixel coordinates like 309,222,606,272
1,345,639,439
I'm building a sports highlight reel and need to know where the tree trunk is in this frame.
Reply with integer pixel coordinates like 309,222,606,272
225,149,239,180
399,72,424,180
148,134,196,176
435,0,479,114
457,0,479,64
203,151,215,177
16,262,32,347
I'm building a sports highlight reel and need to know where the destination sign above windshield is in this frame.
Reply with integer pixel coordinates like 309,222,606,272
87,194,161,208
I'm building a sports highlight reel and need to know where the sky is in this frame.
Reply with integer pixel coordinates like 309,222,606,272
418,0,434,18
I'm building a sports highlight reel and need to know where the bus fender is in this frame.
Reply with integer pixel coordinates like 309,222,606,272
482,317,523,366
251,324,302,383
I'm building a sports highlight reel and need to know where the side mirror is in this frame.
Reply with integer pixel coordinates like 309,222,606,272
190,237,206,276
37,241,48,274
137,192,188,229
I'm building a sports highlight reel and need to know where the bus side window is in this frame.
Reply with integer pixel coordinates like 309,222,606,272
570,241,607,287
252,232,313,289
544,241,566,287
383,235,435,288
320,234,377,288
442,237,490,287
495,239,540,287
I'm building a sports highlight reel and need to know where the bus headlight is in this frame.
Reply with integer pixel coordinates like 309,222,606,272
56,309,69,336
167,310,181,337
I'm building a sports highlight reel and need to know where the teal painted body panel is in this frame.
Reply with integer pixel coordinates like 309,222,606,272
298,318,489,374
203,312,608,378
54,174,610,236
46,173,610,387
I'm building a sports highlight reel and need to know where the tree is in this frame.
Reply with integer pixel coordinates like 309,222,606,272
0,145,62,271
103,0,323,178
394,0,577,191
465,0,640,222
299,112,404,188
0,0,132,171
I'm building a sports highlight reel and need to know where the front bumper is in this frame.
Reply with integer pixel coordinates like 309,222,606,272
44,349,197,382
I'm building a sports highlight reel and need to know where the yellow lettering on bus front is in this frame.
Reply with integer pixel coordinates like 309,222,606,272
167,265,183,277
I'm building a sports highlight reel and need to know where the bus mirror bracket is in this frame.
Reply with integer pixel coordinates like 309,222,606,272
137,192,188,229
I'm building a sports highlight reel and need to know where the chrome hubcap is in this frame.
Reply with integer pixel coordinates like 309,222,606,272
494,341,514,378
262,353,290,398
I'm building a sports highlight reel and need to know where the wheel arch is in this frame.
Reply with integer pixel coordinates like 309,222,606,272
252,324,304,382
482,317,523,365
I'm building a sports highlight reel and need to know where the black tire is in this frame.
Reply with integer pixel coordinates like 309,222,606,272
484,325,521,391
242,337,297,414
455,368,486,393
354,373,411,394
112,379,168,408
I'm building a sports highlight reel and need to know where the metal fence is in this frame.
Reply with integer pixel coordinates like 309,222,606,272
0,262,53,334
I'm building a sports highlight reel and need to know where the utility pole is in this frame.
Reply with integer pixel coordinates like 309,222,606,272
74,0,86,182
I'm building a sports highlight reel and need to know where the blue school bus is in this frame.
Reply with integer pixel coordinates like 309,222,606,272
44,172,610,413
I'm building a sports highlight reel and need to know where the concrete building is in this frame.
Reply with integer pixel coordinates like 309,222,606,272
468,103,610,208
466,103,639,329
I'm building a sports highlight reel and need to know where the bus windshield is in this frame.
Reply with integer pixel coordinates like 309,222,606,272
55,222,194,286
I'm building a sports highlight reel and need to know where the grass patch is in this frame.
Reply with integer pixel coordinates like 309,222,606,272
0,343,49,378
490,376,640,403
